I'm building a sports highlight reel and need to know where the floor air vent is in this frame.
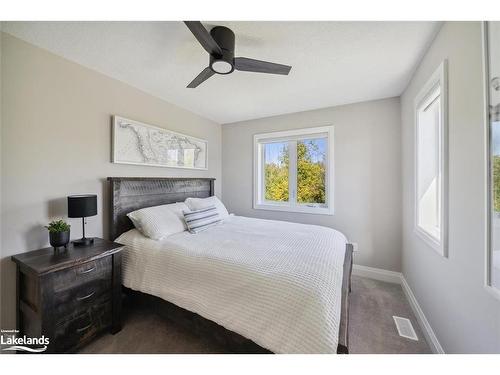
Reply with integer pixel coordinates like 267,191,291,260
393,316,418,341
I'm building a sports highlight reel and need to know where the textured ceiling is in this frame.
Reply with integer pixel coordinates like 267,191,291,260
2,21,441,124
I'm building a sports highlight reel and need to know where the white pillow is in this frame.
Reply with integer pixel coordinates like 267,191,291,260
185,196,229,219
127,202,188,240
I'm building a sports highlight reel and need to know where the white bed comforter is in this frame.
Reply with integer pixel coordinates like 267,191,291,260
117,215,347,354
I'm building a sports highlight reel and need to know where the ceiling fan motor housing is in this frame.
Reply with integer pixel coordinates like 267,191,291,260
209,26,235,74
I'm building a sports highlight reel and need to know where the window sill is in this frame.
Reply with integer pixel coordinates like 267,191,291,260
484,284,500,301
253,202,334,216
414,226,446,257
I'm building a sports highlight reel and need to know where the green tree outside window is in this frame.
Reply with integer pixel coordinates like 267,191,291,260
265,140,326,204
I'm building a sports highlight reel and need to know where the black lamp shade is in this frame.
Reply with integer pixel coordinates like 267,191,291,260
68,195,97,218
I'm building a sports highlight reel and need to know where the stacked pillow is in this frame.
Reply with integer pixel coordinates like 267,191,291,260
127,196,229,239
127,202,188,240
183,205,222,233
185,196,229,219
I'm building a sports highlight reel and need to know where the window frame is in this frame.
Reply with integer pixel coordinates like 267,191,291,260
253,126,334,215
482,21,500,299
413,60,448,257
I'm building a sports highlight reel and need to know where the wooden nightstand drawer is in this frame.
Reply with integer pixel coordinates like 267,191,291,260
53,257,112,292
54,279,112,320
54,298,112,352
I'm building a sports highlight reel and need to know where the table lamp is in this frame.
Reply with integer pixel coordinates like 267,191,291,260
68,194,97,246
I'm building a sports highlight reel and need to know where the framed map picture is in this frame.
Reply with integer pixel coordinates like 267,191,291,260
112,116,208,170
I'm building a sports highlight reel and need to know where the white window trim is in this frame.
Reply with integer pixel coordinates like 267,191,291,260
253,126,334,215
413,60,449,257
482,22,500,300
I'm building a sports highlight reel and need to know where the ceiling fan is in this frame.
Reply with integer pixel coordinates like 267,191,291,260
184,21,292,88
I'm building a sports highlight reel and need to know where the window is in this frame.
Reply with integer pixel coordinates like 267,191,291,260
414,61,448,256
485,21,500,295
254,126,334,215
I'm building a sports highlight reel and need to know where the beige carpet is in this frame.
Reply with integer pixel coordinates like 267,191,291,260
349,276,431,353
80,276,431,354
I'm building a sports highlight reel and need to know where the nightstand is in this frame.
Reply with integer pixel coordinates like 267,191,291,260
11,238,124,353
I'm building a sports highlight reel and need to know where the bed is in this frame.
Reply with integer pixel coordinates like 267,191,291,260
108,177,353,354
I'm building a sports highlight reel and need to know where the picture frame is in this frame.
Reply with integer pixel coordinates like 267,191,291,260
111,116,208,170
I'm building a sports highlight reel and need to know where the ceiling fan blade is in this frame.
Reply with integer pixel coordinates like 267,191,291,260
234,57,292,75
187,67,215,88
184,21,223,56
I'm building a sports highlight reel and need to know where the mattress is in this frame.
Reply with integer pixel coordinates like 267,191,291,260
117,215,347,354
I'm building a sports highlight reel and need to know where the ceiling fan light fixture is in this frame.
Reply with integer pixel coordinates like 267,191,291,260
211,59,233,74
184,22,292,88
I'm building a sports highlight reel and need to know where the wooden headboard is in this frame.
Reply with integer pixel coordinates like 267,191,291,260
107,177,215,240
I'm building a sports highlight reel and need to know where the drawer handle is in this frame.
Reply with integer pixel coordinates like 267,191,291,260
76,323,92,333
79,266,96,275
76,291,95,301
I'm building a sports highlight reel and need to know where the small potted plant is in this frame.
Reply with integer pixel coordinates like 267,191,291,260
45,219,71,250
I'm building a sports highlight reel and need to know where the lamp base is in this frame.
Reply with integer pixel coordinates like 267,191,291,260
73,237,94,247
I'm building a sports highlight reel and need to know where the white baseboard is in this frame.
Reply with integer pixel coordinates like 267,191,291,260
352,264,402,284
400,277,445,354
352,264,445,354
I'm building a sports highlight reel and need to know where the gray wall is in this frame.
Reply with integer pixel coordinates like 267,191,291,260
401,22,500,353
222,97,402,272
0,33,222,329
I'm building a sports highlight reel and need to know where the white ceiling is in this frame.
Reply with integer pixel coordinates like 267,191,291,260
2,21,441,124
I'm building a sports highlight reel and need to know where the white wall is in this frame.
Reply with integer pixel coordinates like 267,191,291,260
0,33,222,329
222,97,402,272
401,22,500,353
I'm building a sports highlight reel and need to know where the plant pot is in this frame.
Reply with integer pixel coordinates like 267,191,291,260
49,230,70,249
